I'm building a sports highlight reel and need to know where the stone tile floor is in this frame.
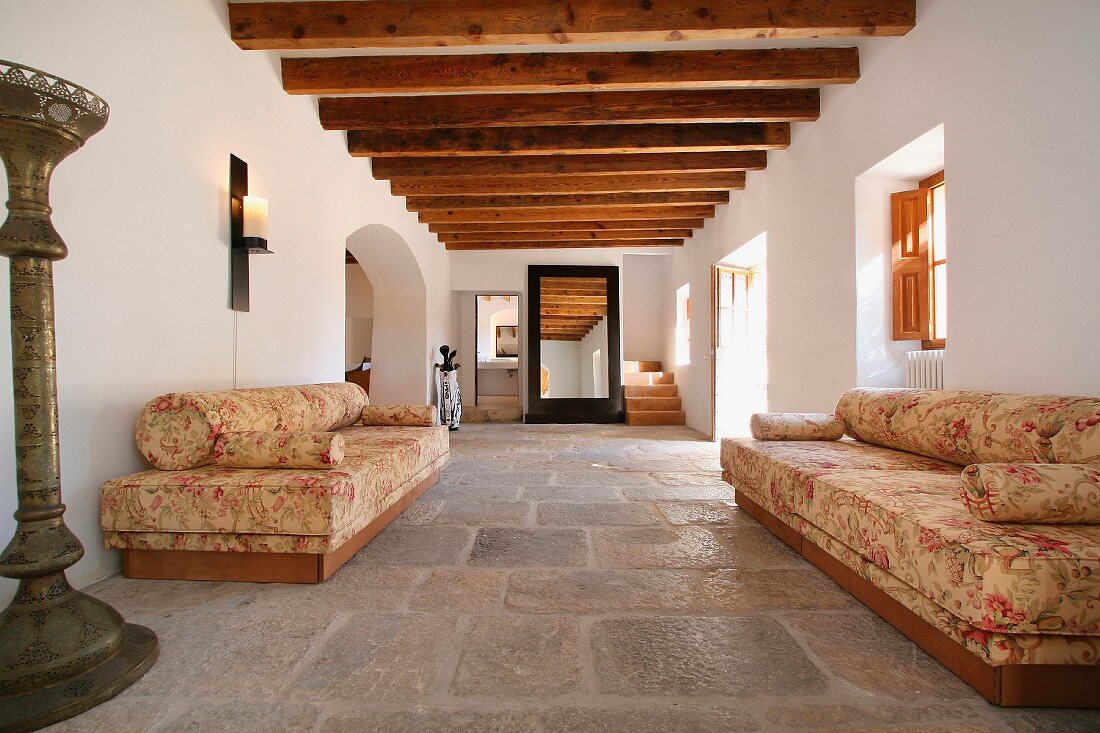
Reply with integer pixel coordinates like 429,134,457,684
59,424,1100,732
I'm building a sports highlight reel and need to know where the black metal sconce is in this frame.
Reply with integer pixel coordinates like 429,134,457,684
229,154,272,312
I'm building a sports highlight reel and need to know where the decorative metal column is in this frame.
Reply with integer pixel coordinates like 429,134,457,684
0,61,157,732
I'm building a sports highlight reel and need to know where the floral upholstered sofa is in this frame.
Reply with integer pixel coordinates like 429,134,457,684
722,388,1100,707
101,383,447,583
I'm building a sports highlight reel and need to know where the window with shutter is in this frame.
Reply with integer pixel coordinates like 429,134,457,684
891,171,946,347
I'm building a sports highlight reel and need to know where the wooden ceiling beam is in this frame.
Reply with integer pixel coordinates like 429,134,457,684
541,288,610,297
542,307,608,316
282,48,859,95
320,88,818,130
427,218,705,233
540,295,608,304
439,229,692,242
350,122,789,157
408,191,727,211
452,239,681,250
230,2,914,50
374,152,766,179
541,334,584,341
392,172,743,197
418,205,716,223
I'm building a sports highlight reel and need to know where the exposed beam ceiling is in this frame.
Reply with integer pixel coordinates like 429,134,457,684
230,2,915,50
281,48,860,95
539,276,608,340
320,89,818,129
416,205,717,224
348,122,790,156
372,152,766,179
227,1,912,251
390,172,745,197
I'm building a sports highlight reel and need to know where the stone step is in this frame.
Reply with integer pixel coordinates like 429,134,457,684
624,360,663,374
626,410,687,426
626,396,683,412
624,371,674,386
623,384,679,398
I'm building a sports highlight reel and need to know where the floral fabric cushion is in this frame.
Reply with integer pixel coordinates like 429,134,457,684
835,388,1100,466
961,463,1100,524
721,437,959,517
104,425,447,536
749,413,845,441
802,469,1100,637
213,431,346,469
362,404,438,427
135,383,368,470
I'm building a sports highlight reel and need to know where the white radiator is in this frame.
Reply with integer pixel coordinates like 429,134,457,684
906,350,945,389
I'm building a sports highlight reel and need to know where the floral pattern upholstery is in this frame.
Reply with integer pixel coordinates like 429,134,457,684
104,425,448,538
802,469,1100,637
961,463,1100,523
104,456,447,555
836,388,1100,466
749,413,845,441
135,383,368,470
361,404,438,427
213,431,346,469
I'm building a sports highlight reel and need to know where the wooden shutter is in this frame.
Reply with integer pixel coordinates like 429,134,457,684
891,188,930,341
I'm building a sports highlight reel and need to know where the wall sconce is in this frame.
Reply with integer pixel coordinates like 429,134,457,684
229,154,273,312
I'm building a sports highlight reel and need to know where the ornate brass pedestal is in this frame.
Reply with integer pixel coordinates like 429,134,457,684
0,62,157,732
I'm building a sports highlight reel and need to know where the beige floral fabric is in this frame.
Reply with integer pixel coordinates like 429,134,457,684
961,463,1100,524
135,383,368,470
104,455,447,555
104,425,447,536
749,413,845,441
721,437,958,517
213,431,346,469
802,469,1100,637
361,404,438,427
835,388,1100,466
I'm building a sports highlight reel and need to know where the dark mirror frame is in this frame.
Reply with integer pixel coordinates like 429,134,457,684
525,264,623,424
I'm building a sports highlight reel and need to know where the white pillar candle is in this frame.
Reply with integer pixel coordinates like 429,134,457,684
242,195,268,240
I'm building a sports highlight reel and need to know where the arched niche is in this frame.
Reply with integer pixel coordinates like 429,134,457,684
346,224,430,405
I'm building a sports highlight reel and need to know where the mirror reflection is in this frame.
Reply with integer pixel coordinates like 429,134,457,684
539,277,609,399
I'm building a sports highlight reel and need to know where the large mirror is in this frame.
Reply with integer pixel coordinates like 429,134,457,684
526,265,623,423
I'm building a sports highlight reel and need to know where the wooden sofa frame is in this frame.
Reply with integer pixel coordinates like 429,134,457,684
120,471,439,584
734,489,1100,708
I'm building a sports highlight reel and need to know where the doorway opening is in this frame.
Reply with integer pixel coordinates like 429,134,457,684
475,293,521,408
344,250,373,395
712,233,768,440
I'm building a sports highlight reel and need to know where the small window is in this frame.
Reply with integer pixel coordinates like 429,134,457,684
890,171,946,349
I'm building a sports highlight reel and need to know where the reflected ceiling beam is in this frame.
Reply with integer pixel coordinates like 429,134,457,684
427,218,706,233
349,122,789,156
320,89,818,129
392,172,743,197
408,191,727,211
373,152,766,179
417,204,716,224
282,48,860,95
230,2,914,50
438,229,693,242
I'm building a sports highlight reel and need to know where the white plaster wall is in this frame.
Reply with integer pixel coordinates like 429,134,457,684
579,317,610,398
665,0,1100,433
0,0,451,602
622,254,667,363
540,340,582,398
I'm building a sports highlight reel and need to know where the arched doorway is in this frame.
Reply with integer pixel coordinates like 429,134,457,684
346,224,430,405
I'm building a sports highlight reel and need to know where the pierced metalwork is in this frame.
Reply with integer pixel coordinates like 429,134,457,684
0,60,157,732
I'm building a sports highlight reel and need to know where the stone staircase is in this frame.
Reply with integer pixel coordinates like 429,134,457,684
623,361,686,426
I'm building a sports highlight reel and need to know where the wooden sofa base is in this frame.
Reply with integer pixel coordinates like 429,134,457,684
734,489,1100,708
121,470,440,584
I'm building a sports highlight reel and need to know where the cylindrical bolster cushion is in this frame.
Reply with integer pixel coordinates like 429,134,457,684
961,463,1100,523
135,383,367,470
361,404,438,427
749,413,845,441
213,431,346,469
